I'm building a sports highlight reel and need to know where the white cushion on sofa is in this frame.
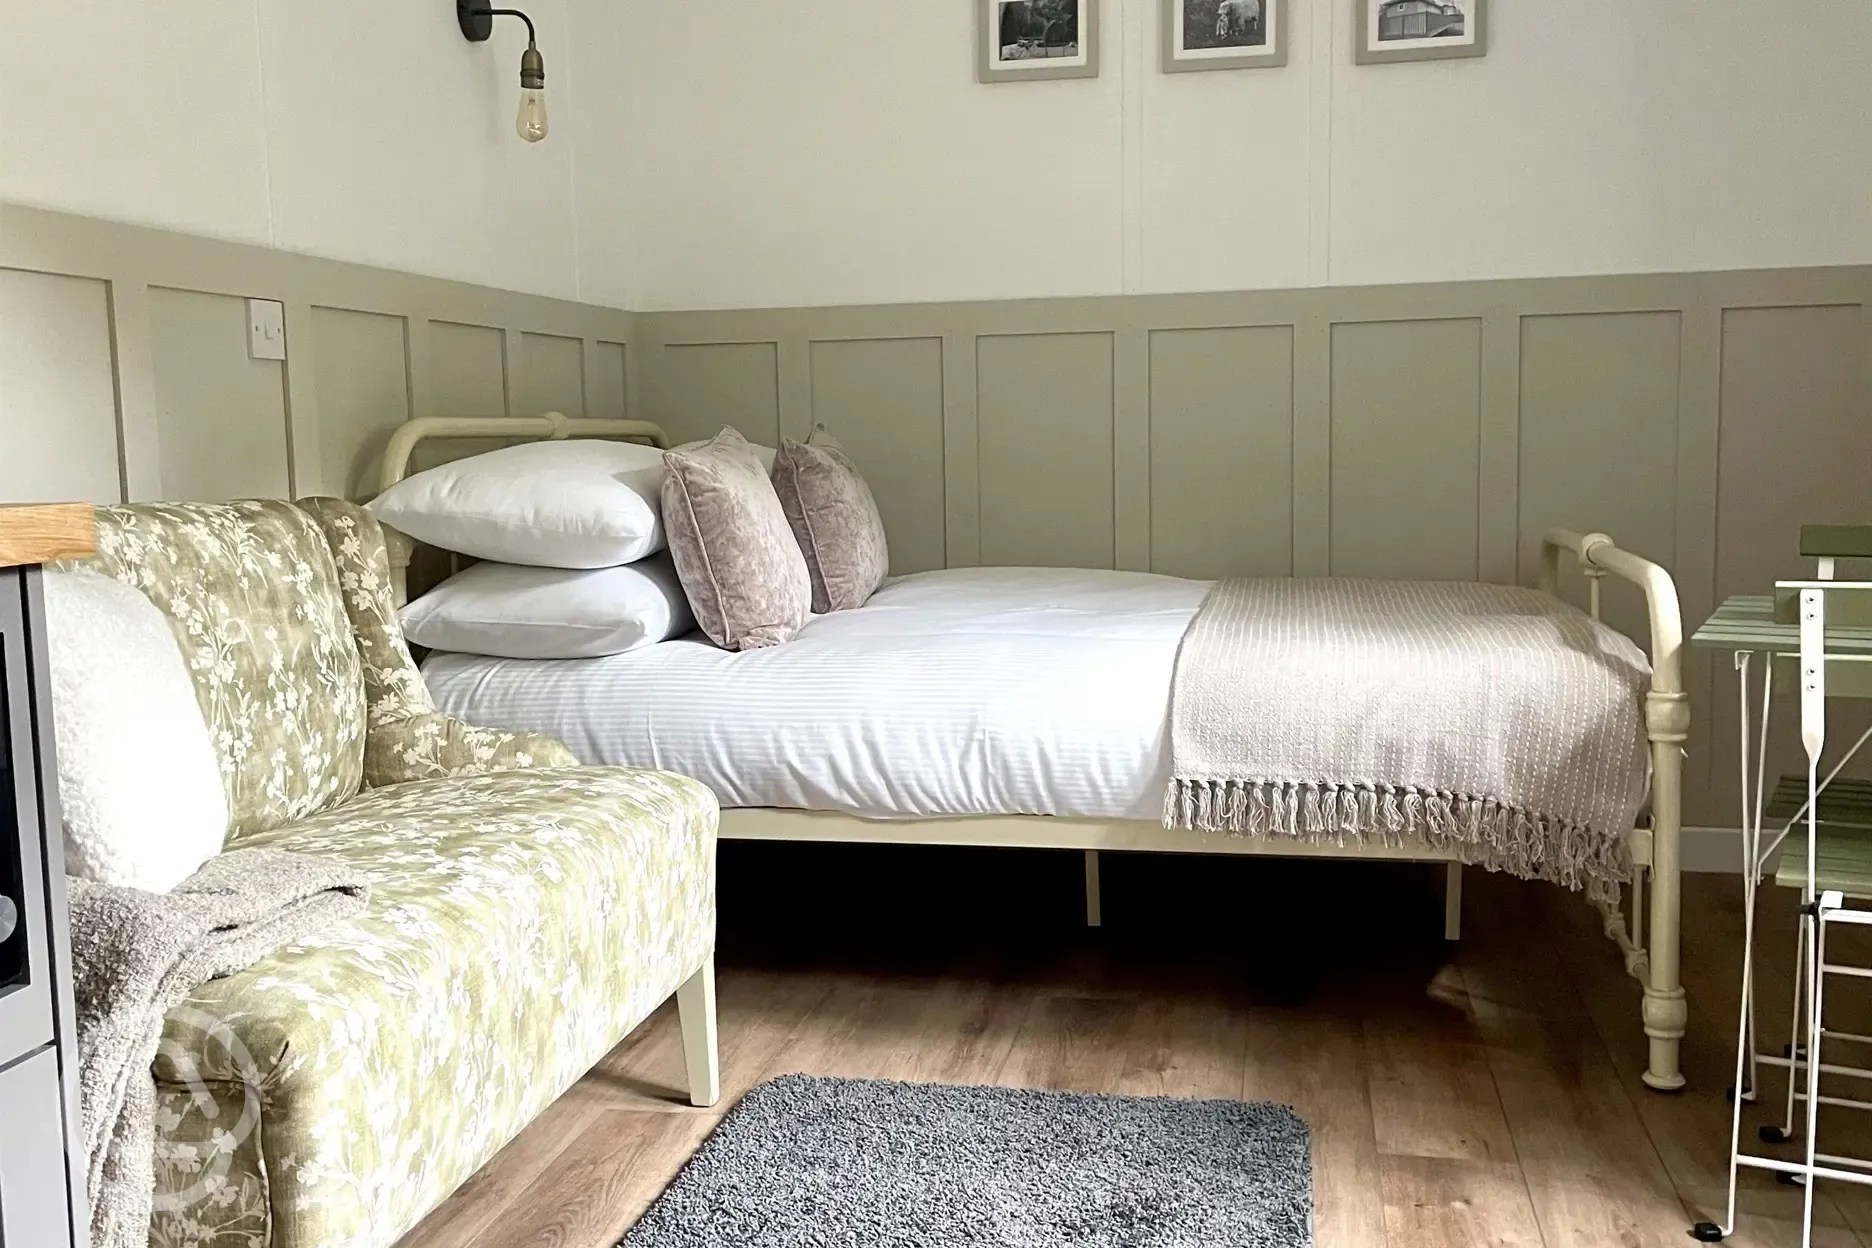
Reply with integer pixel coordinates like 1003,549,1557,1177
401,553,696,659
368,439,669,569
44,568,229,892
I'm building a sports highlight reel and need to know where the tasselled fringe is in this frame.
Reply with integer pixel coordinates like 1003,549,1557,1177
1163,778,1630,905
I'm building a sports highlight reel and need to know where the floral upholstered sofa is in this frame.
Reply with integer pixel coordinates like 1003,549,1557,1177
61,499,719,1248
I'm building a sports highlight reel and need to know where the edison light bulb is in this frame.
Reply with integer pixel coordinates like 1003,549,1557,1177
517,44,548,143
516,88,548,142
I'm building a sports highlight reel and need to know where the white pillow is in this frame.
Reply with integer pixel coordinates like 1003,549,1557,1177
400,553,696,659
43,568,229,893
368,439,669,569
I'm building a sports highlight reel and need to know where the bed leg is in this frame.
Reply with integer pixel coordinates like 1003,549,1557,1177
1631,863,1645,953
1642,708,1688,1092
1084,850,1103,928
1443,862,1463,941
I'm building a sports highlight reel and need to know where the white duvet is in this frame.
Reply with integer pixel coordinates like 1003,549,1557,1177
421,567,1212,821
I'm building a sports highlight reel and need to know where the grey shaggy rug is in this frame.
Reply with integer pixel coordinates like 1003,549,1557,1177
619,1075,1312,1247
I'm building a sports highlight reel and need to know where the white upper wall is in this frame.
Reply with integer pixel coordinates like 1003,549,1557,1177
615,3,1129,310
0,0,604,304
616,0,1872,310
1327,1,1872,288
3,1,1868,311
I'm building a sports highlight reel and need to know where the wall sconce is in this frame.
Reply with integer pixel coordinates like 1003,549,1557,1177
458,1,548,143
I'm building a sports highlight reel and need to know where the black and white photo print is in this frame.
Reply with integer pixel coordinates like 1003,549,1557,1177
1357,0,1487,63
1163,0,1287,72
979,0,1100,82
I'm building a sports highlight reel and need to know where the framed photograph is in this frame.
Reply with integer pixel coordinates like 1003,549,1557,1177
978,0,1100,83
1356,0,1487,65
1163,0,1287,73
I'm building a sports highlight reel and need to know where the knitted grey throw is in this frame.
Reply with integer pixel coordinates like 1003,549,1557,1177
1164,578,1650,902
67,849,370,1248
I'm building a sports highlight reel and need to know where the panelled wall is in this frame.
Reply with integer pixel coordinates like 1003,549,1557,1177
0,204,634,508
6,199,1870,832
634,268,1872,829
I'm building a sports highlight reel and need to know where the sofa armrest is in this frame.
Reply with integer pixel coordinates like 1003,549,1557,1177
364,712,577,787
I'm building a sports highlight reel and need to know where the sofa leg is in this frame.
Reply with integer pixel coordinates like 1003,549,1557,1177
677,959,720,1108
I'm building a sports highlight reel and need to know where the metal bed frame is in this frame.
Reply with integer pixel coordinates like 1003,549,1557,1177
375,412,1692,1094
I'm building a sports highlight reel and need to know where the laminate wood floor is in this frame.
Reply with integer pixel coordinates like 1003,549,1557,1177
395,841,1872,1248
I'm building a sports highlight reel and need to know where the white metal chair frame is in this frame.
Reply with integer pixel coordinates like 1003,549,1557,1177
1704,579,1872,1245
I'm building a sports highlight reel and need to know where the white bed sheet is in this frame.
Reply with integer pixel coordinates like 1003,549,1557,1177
421,567,1212,821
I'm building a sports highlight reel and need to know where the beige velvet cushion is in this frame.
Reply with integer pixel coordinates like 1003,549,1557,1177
661,427,812,649
772,425,891,613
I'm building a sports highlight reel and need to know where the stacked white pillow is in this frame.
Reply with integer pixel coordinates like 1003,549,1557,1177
399,555,695,660
369,439,671,568
370,439,710,659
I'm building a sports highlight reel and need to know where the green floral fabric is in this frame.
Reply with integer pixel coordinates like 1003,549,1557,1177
292,498,431,726
65,502,366,840
147,766,720,1248
67,496,718,1247
364,711,578,785
294,497,575,784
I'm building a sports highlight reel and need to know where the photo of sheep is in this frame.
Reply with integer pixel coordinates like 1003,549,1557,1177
1162,0,1286,72
978,0,1099,83
1183,0,1265,51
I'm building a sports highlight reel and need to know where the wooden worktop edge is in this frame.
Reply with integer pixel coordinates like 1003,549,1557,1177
0,503,97,569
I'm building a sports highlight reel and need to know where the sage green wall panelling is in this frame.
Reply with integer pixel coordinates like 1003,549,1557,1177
660,342,780,448
310,307,410,500
1328,318,1483,581
1516,311,1682,644
591,341,629,419
0,269,123,504
149,287,291,501
0,204,634,513
423,321,515,472
807,337,948,576
1147,326,1295,580
518,331,586,418
429,321,508,415
508,269,1872,828
1709,303,1872,824
977,332,1116,571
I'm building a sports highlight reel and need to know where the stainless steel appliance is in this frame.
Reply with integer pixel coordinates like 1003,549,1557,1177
0,554,89,1247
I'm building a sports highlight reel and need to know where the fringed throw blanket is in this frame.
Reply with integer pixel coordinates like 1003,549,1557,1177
1164,578,1651,903
69,849,370,1248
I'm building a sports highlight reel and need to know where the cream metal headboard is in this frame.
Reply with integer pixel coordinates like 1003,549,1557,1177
374,412,670,605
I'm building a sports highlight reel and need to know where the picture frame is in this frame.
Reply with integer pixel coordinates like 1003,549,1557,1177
1355,0,1487,65
1162,0,1287,73
978,0,1100,84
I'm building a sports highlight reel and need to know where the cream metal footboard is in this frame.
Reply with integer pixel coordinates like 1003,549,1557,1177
1540,528,1688,1092
374,418,1690,1095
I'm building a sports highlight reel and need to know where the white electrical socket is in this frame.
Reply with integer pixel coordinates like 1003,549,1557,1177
247,298,287,361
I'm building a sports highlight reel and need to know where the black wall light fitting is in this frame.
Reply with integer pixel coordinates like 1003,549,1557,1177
458,1,549,143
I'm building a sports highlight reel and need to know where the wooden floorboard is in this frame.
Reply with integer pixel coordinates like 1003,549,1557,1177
1378,1155,1544,1248
392,844,1855,1248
